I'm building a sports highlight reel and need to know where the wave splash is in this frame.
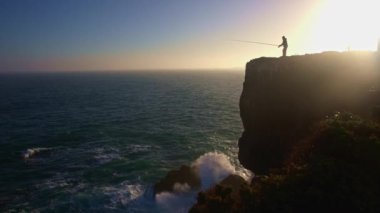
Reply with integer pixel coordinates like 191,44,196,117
192,152,237,189
24,151,249,212
153,152,251,212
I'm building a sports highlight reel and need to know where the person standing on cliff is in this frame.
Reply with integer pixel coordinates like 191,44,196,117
278,36,288,57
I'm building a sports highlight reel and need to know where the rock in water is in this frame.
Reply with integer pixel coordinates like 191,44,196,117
154,165,201,194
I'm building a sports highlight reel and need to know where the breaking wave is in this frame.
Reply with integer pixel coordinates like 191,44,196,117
21,149,250,212
152,152,251,212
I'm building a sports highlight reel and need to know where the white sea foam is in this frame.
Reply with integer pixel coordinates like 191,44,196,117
173,183,191,193
93,147,122,164
22,147,52,159
35,152,250,212
192,152,236,189
154,151,252,212
36,172,76,190
128,144,157,153
102,181,145,209
155,191,196,213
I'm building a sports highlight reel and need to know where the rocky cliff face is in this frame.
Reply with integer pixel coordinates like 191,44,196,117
239,51,380,174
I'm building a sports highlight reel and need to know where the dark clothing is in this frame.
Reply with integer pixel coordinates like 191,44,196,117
279,37,288,57
281,37,288,48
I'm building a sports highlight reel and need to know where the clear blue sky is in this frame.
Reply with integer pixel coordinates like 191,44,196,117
0,1,258,56
0,0,378,71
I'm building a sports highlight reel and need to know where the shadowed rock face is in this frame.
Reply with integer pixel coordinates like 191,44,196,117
239,51,380,174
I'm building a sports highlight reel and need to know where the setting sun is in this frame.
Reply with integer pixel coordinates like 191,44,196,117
1,1,379,71
308,0,380,52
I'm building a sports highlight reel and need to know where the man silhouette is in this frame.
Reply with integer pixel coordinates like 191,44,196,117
278,36,288,57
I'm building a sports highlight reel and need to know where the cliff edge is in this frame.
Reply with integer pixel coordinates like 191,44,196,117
190,52,380,212
239,51,380,174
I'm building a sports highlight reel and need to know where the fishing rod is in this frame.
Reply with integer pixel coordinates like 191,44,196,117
228,39,278,47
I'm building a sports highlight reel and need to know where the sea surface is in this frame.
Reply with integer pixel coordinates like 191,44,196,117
0,70,247,212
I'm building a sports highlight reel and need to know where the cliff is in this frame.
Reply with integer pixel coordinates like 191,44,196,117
190,52,380,212
191,113,380,212
239,51,380,174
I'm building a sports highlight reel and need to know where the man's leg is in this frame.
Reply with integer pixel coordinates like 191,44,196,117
283,47,287,57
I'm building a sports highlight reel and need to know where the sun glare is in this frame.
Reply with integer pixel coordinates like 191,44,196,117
309,0,380,52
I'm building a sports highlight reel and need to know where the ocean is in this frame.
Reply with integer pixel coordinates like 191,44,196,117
0,70,247,212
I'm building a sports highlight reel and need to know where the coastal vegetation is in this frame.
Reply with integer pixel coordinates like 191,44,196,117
190,113,380,212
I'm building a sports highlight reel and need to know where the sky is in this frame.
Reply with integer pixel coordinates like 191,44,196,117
0,0,379,72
